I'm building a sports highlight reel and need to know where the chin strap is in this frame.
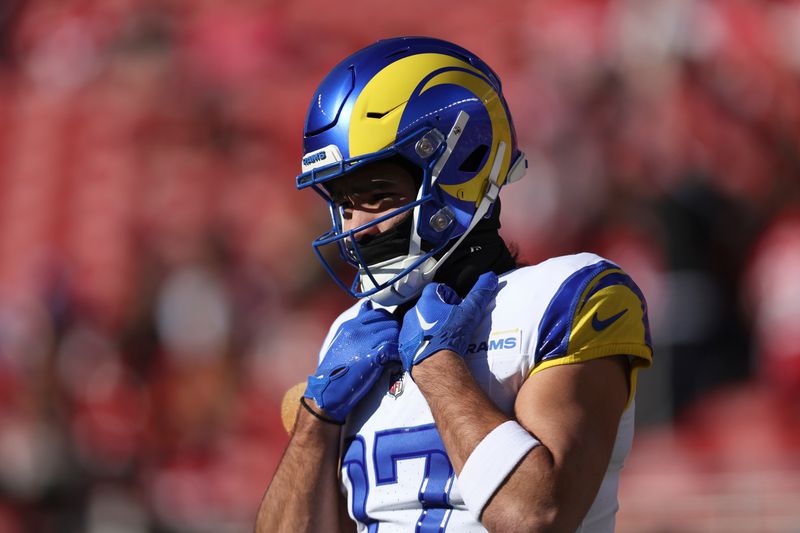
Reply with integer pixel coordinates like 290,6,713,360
421,141,511,282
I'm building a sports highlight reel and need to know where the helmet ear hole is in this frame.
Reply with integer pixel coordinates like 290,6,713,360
458,144,490,172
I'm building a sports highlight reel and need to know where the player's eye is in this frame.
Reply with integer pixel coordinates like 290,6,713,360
367,193,389,203
362,191,403,208
330,191,352,208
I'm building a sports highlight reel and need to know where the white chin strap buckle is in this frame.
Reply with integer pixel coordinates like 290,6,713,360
360,255,437,306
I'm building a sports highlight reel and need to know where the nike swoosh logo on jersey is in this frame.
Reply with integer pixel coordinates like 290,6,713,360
416,307,438,330
591,309,628,331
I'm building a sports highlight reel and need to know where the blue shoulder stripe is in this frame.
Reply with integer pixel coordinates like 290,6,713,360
536,261,617,363
535,260,650,364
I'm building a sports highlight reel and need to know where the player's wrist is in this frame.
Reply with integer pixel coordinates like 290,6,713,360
299,396,345,426
412,349,462,378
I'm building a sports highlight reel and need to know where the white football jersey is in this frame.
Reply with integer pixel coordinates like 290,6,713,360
317,253,653,532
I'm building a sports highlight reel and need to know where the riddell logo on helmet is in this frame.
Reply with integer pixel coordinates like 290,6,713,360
303,152,327,166
300,145,343,172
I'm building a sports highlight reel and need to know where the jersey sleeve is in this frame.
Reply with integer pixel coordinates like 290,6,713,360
530,260,653,406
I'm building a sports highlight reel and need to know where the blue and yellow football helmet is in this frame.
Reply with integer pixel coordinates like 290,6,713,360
297,37,527,305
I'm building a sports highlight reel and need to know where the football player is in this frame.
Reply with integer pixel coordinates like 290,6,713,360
256,37,652,532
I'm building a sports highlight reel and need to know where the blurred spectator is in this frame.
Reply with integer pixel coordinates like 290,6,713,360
0,0,23,67
746,207,800,399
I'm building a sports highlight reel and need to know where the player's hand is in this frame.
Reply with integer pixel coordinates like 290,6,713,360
399,272,498,373
304,301,399,423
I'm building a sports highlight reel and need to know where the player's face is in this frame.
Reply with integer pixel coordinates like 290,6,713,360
326,160,418,241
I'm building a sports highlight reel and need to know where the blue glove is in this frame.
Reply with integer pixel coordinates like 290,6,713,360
399,272,499,373
304,301,399,422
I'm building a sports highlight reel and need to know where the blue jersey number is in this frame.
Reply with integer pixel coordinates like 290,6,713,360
342,435,378,533
343,424,455,532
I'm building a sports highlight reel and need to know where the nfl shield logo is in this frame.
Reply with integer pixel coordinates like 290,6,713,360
388,371,404,398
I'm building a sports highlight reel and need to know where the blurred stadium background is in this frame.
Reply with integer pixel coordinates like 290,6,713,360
0,0,798,531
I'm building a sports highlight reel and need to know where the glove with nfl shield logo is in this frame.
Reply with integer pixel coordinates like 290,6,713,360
399,271,498,374
304,301,399,423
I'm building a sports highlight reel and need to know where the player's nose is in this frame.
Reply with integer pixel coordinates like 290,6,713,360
344,209,382,237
